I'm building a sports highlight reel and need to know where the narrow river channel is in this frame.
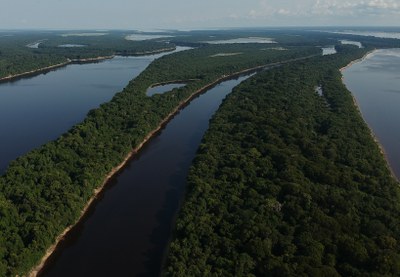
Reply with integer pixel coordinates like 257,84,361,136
0,47,189,174
38,74,254,277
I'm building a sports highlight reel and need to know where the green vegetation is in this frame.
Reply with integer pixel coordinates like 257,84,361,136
1,28,399,276
0,44,319,276
165,46,400,276
169,28,400,49
2,28,399,80
0,31,174,79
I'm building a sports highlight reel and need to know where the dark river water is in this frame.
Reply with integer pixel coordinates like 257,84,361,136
343,49,400,179
6,44,397,276
0,47,189,174
39,74,253,277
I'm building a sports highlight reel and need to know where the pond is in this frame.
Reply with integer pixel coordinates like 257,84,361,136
147,83,186,96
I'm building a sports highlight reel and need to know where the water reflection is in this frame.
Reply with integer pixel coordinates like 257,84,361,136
343,48,400,179
39,75,254,277
0,47,190,173
147,83,186,96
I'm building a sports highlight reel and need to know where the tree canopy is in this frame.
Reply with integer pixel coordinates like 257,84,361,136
165,46,400,276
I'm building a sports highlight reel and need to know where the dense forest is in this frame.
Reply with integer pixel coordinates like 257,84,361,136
168,28,400,49
0,31,174,79
2,28,400,80
0,43,319,276
165,46,400,276
1,28,399,276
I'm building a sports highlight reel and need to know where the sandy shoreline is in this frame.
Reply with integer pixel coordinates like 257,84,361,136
26,54,318,277
340,49,398,181
339,49,376,72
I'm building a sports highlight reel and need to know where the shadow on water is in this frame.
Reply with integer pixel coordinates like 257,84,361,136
137,167,188,277
139,128,209,276
39,73,257,277
38,123,169,276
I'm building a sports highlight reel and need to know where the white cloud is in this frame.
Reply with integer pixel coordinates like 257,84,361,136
244,0,400,20
0,0,399,29
249,9,258,18
277,9,291,15
311,0,400,16
368,0,399,9
311,0,357,16
248,0,302,17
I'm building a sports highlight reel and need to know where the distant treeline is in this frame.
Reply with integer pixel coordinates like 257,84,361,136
0,44,319,276
0,32,174,79
2,29,399,80
168,29,400,49
165,45,400,276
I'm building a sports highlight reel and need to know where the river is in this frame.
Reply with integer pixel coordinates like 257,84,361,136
342,48,400,179
38,74,254,277
0,47,189,174
6,45,397,276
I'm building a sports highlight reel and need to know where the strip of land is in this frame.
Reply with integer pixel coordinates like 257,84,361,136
29,54,318,277
0,47,177,84
165,47,400,276
0,44,320,276
340,50,398,180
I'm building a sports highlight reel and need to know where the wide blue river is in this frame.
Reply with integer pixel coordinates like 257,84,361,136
2,45,398,276
343,48,400,179
0,47,189,174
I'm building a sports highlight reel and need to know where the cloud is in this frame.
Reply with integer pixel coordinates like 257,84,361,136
277,8,292,15
245,0,400,20
311,0,400,16
311,0,357,16
248,0,300,18
367,0,399,9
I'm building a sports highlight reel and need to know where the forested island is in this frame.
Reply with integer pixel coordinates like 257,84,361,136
0,31,175,81
165,46,400,276
0,29,400,276
2,28,399,81
0,38,319,275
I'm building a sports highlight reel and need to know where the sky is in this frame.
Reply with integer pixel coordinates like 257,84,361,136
0,0,399,30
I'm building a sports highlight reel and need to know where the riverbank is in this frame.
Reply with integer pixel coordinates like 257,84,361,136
0,61,71,83
0,48,177,84
119,47,177,56
147,78,200,96
28,54,317,277
163,48,400,277
340,50,398,181
0,56,115,84
339,49,376,72
149,78,200,88
69,55,115,64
